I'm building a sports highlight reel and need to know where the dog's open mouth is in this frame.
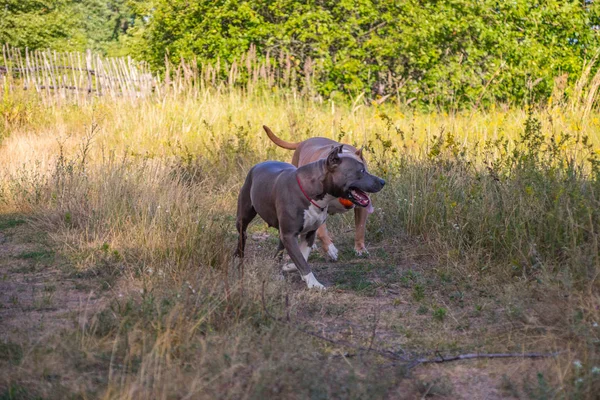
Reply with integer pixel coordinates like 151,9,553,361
348,188,371,208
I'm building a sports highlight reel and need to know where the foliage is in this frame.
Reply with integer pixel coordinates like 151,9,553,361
0,0,85,50
73,0,135,54
129,0,600,108
2,1,600,107
0,0,134,54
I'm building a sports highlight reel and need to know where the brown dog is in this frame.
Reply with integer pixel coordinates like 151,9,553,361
264,125,375,260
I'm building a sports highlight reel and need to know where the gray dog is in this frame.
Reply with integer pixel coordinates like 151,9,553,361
235,145,385,289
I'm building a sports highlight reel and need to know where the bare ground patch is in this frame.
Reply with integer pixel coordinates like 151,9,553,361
241,227,566,399
0,214,110,397
0,216,580,399
0,216,104,338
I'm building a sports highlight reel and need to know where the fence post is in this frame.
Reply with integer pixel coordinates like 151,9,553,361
86,49,93,95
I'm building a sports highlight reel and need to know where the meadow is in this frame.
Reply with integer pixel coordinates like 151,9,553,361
1,72,600,398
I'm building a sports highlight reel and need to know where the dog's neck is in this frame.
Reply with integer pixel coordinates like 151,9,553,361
296,160,330,201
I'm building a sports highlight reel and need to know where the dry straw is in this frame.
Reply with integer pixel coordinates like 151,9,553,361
0,45,333,106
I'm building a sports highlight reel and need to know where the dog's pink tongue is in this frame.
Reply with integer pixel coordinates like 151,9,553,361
366,196,374,214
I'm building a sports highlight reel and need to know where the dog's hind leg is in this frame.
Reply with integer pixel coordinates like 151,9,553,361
235,184,257,258
316,224,338,261
354,206,369,255
235,209,256,258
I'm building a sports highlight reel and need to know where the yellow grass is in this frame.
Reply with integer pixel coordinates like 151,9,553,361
0,87,599,399
2,91,600,175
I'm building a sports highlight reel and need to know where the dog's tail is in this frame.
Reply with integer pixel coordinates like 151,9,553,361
263,125,299,150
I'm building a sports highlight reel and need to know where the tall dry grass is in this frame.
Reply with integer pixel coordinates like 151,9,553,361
1,60,600,398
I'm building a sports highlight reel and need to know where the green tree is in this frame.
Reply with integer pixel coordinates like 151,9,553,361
0,0,135,54
0,0,85,50
2,0,599,107
129,0,600,107
73,0,135,55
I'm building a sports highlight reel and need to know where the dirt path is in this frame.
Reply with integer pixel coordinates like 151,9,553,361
0,214,105,355
248,230,558,399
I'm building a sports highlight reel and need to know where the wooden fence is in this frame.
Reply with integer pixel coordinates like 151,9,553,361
0,44,326,104
0,45,156,103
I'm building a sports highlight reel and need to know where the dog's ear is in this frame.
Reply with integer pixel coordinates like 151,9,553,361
355,146,364,160
326,145,343,170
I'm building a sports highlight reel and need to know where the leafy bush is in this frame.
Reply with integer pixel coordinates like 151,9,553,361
3,1,600,108
129,0,600,108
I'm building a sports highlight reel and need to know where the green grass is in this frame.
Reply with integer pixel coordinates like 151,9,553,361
412,283,425,301
328,261,398,295
0,341,23,365
0,217,25,231
15,250,53,262
432,307,448,322
0,385,42,400
333,265,376,293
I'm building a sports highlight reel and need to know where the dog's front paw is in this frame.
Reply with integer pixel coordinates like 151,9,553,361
354,246,369,257
326,243,339,261
302,272,326,290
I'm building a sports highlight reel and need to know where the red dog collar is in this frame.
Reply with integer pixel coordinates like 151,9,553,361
296,175,325,211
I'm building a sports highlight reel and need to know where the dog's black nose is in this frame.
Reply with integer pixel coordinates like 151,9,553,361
379,178,386,187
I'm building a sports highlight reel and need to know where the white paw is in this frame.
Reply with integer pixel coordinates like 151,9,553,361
282,263,298,272
311,243,318,250
302,272,326,290
326,244,339,261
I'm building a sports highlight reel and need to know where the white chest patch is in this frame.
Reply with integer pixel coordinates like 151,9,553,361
302,204,328,233
301,194,336,233
301,194,334,233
